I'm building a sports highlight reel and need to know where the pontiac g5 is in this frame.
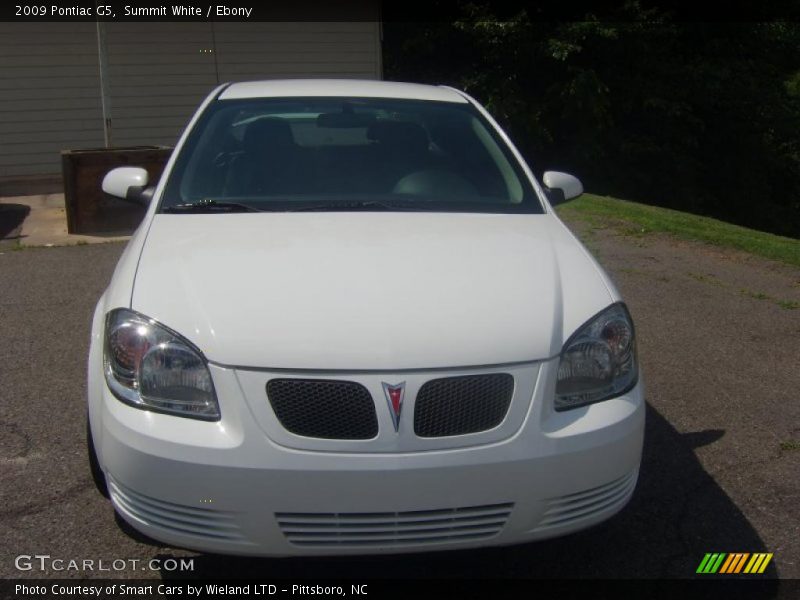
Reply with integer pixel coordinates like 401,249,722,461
87,79,644,555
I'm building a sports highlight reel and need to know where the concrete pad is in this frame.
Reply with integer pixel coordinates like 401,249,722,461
0,193,131,247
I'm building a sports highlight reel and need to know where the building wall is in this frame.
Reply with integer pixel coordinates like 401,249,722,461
0,23,105,177
104,22,218,148
0,19,382,178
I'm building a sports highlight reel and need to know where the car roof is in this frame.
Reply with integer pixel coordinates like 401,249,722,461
218,79,469,104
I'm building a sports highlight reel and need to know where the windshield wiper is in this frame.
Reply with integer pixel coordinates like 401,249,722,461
283,199,421,212
162,199,262,213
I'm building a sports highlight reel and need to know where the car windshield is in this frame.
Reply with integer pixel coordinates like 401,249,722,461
160,96,542,213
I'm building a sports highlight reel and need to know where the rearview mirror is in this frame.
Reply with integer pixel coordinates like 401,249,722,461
102,167,153,206
542,171,583,205
317,112,375,129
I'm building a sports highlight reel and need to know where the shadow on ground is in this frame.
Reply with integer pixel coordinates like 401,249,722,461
0,203,30,241
119,405,780,582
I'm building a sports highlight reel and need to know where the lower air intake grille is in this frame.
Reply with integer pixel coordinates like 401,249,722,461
276,503,513,547
414,373,514,437
535,470,638,530
108,477,244,541
267,379,378,440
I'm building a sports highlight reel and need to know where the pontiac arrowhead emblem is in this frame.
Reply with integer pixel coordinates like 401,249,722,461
382,382,406,432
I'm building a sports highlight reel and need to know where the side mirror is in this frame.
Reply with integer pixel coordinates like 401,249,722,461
102,167,153,206
542,171,583,205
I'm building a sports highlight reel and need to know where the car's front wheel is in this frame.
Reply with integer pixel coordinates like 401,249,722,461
86,415,109,498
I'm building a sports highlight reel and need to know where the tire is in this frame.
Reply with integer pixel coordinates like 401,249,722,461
87,414,109,498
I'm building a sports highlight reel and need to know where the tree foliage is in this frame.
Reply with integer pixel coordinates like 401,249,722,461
383,3,800,237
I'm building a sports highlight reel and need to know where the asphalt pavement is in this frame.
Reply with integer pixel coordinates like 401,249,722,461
0,219,797,581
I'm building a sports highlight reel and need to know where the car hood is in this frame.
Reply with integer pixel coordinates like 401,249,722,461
131,212,615,370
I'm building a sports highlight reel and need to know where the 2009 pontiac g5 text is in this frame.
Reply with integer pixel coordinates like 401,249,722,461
87,79,644,556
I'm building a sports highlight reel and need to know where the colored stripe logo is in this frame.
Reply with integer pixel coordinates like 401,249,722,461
696,553,773,574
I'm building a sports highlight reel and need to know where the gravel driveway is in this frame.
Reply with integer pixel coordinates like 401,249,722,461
0,216,797,580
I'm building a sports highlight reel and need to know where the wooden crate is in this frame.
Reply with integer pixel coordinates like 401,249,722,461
61,146,172,234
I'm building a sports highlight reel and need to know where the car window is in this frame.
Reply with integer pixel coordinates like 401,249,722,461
161,97,542,213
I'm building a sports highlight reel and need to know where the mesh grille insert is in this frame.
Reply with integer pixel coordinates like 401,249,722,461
267,379,378,440
414,373,514,437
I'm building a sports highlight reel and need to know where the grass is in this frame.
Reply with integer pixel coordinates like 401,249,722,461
557,194,800,267
738,289,798,310
779,440,800,453
0,239,125,251
688,272,724,286
740,289,772,301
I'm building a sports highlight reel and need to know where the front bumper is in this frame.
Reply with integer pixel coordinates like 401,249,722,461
89,357,645,556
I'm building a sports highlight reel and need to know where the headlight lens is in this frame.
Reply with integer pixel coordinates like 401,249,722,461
104,309,219,420
555,302,638,411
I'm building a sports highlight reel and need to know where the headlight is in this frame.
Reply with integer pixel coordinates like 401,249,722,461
104,308,219,420
555,302,638,411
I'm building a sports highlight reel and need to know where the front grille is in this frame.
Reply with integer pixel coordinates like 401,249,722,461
276,503,513,547
414,373,514,437
267,379,378,440
108,477,245,542
534,470,638,531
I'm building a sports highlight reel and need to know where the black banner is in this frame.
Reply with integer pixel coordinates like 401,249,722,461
1,579,797,600
3,0,378,22
3,1,800,23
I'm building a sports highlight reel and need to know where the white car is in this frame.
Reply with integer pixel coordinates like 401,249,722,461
88,79,644,556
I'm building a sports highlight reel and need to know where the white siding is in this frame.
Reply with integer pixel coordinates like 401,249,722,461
0,16,382,177
0,23,105,177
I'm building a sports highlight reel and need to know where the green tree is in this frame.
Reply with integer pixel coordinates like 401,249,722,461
383,3,800,237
